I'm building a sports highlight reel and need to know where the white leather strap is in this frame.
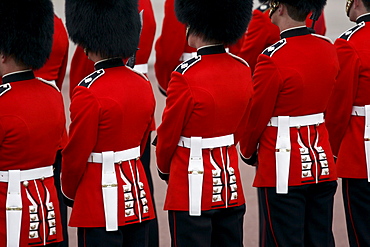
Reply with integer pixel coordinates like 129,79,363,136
88,146,140,163
275,116,291,194
178,134,234,216
178,134,234,149
89,147,140,231
6,170,22,247
101,151,118,231
365,106,370,182
269,113,324,127
188,137,203,216
133,64,148,74
0,166,53,182
352,105,370,182
0,166,53,247
352,106,366,116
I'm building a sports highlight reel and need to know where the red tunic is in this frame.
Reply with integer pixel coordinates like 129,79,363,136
154,0,244,95
240,27,339,188
68,0,156,98
0,70,65,246
156,45,253,211
239,4,327,74
326,14,370,179
34,15,69,90
62,58,156,227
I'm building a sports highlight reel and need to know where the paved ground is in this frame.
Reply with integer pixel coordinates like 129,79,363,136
52,0,354,246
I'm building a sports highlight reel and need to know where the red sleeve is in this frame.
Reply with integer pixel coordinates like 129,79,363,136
238,10,280,74
325,38,359,156
156,72,194,174
56,42,69,90
239,55,282,158
69,46,95,98
306,12,326,36
136,0,156,64
61,87,100,200
154,0,188,93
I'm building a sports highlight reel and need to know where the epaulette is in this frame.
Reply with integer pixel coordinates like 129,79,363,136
228,53,250,67
339,22,365,41
78,69,105,88
175,56,201,74
311,34,333,44
262,39,287,57
126,66,149,81
0,83,11,97
257,4,270,13
36,77,60,92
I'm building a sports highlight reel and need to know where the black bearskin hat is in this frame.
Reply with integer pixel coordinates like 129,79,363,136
175,0,253,45
0,0,54,70
66,0,141,59
271,0,327,13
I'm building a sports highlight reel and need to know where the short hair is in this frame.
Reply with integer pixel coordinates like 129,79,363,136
363,0,370,11
285,3,310,22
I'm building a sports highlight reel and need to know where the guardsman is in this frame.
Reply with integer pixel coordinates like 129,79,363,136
68,0,156,98
154,0,253,246
153,0,246,96
239,0,327,74
34,13,70,247
239,0,339,246
66,1,159,245
326,0,370,246
0,0,66,246
61,0,156,246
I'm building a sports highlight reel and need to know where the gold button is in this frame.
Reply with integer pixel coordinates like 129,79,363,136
302,157,307,161
31,216,36,221
52,230,56,235
30,233,35,238
144,208,149,213
31,225,36,230
125,196,130,200
233,194,238,199
213,180,219,185
303,172,308,177
325,171,329,175
213,196,218,202
126,211,131,216
213,188,218,193
23,181,29,187
303,164,308,169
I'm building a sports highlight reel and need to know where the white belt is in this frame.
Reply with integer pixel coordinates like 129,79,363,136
133,64,148,74
88,146,140,231
0,166,53,247
180,48,230,62
352,105,370,182
178,134,234,216
269,113,324,194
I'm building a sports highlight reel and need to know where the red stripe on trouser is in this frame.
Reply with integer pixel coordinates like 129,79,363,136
173,211,178,247
265,188,278,246
345,179,361,246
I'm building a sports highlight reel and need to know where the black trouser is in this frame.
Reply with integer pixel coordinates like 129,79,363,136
53,150,69,247
141,134,159,247
258,181,337,247
77,221,150,247
168,204,246,247
342,178,370,247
